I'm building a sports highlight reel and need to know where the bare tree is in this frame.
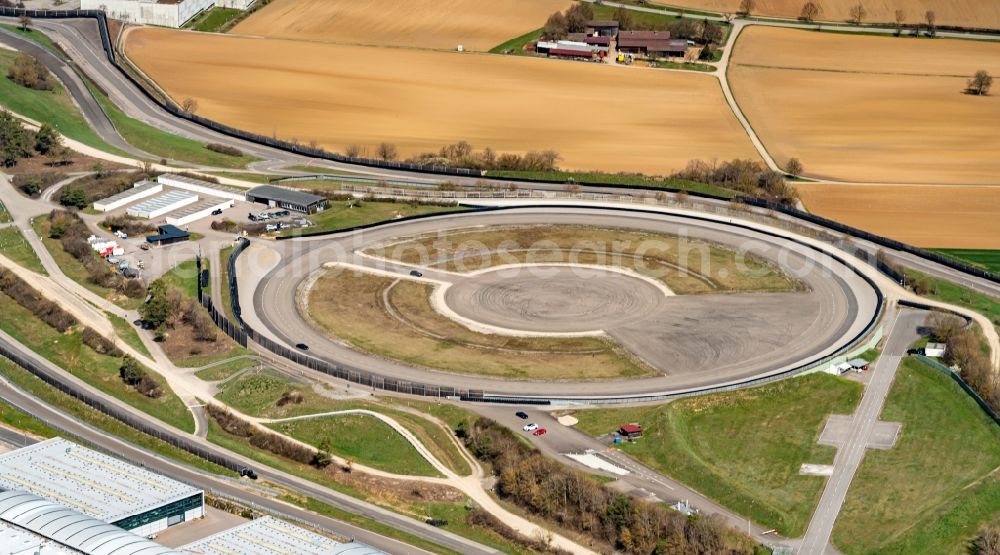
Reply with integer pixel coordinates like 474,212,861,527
893,9,906,35
738,0,755,16
613,5,633,30
927,310,964,342
17,15,31,32
799,1,820,22
344,144,363,158
967,70,994,95
376,142,398,161
180,97,198,114
786,157,803,176
925,10,936,36
848,2,866,25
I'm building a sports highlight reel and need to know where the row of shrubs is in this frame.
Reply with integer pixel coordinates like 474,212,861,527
205,143,244,157
927,312,1000,412
13,172,67,197
119,355,162,398
462,418,760,554
140,280,217,342
206,404,330,467
58,170,151,209
99,214,155,236
47,210,145,298
0,267,125,357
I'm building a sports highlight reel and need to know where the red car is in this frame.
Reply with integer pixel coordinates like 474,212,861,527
533,428,547,437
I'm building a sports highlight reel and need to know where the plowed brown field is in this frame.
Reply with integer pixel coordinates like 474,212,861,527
230,0,570,51
125,28,759,175
661,0,1000,29
730,26,1000,184
797,184,1000,248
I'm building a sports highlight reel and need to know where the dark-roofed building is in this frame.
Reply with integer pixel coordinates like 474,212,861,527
617,31,688,58
586,20,620,36
146,224,190,246
246,185,328,214
567,33,612,47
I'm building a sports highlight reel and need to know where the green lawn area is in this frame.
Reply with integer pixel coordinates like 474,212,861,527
218,244,236,322
31,215,141,310
0,227,46,274
268,414,440,477
489,28,544,54
930,249,1000,275
217,374,471,475
833,358,1000,554
592,3,681,28
484,169,736,198
651,60,716,72
0,292,194,433
0,356,232,475
159,258,202,300
0,50,124,155
105,311,150,357
185,7,242,32
905,269,1000,329
279,200,462,236
195,356,256,381
286,166,372,176
0,24,63,55
571,373,863,536
87,81,257,169
204,171,280,184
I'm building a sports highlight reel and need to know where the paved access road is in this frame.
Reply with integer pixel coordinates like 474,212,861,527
247,206,880,400
798,308,924,555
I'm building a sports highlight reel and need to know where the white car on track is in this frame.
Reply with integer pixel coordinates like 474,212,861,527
523,423,538,432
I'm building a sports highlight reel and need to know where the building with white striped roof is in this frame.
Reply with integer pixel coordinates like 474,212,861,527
0,438,203,537
178,516,384,555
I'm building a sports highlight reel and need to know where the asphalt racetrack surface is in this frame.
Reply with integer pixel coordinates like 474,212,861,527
246,206,881,400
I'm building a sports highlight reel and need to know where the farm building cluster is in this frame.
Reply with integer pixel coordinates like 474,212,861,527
534,19,696,63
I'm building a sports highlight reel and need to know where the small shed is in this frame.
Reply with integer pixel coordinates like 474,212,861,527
586,20,620,37
619,423,643,439
925,342,946,357
847,358,870,372
828,361,853,375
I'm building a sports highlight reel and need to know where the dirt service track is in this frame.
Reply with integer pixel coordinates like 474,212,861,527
239,206,882,401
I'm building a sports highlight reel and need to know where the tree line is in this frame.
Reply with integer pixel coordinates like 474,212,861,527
673,158,800,204
925,311,1000,413
0,109,68,167
460,418,762,554
7,52,54,91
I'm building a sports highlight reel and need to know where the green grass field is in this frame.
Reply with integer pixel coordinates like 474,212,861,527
930,249,1000,275
158,258,202,300
0,227,46,274
31,215,141,310
87,81,257,169
217,374,471,475
0,24,63,55
0,50,124,155
0,357,232,475
280,200,461,236
105,311,150,357
268,414,440,477
905,269,1000,330
0,293,194,433
489,27,544,54
194,356,256,381
186,7,242,32
571,373,863,536
833,358,1000,554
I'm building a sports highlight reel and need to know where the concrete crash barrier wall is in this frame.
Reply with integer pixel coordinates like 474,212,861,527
1,8,996,287
224,204,888,404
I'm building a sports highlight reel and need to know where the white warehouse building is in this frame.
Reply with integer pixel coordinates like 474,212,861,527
127,190,199,219
157,174,247,203
0,438,204,538
93,180,162,213
81,0,254,28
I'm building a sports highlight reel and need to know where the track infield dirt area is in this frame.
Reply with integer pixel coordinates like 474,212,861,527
729,26,1000,185
124,28,758,175
658,0,1000,29
230,0,570,51
796,184,1000,248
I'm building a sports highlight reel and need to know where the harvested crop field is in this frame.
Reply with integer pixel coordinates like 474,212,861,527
730,26,1000,185
125,28,758,175
796,184,1000,248
231,0,571,51
659,0,1000,30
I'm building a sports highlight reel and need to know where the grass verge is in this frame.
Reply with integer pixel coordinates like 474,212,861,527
832,358,1000,554
905,269,1000,330
484,169,736,197
105,311,150,357
489,27,544,54
0,356,230,475
185,7,242,32
570,373,863,536
929,249,1000,275
0,227,46,274
195,356,255,381
0,292,194,433
0,49,124,154
279,200,462,236
268,414,440,477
